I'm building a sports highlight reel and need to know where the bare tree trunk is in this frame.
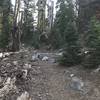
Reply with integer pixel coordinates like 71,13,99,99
11,0,21,51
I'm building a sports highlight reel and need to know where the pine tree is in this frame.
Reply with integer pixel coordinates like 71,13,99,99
50,0,81,66
0,0,12,48
22,0,36,46
82,17,100,68
50,0,77,47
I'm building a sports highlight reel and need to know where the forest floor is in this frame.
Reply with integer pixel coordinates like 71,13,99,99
0,47,100,100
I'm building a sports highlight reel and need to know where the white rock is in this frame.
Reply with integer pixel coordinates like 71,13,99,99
17,91,31,100
13,61,18,66
28,64,32,68
22,70,28,79
2,58,9,61
84,51,89,54
0,77,2,83
71,77,84,91
0,53,3,58
70,74,75,77
0,77,16,97
42,56,49,61
56,52,63,56
32,54,38,61
93,66,100,73
4,52,10,57
24,64,31,69
6,63,12,67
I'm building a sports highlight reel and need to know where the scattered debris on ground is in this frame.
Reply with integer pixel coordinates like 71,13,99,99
0,48,100,100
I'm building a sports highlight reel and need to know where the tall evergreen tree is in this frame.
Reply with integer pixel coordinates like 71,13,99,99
82,17,100,68
51,0,81,66
50,0,77,48
22,0,35,45
0,0,12,48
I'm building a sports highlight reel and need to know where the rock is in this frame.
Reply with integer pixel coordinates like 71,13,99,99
16,69,28,80
0,77,16,97
49,58,56,63
42,56,49,61
22,69,28,79
0,53,3,58
84,50,89,54
70,77,84,91
70,74,75,77
93,67,100,73
6,63,12,67
37,53,43,60
58,52,63,56
13,61,18,66
32,54,39,61
3,52,10,57
0,77,2,83
56,52,63,57
17,91,31,100
24,64,31,69
2,58,9,61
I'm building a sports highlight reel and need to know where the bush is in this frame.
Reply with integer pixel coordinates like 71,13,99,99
59,46,82,66
82,49,100,69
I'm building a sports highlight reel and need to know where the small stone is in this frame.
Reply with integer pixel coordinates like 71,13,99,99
42,56,49,61
28,64,32,68
93,67,100,73
0,53,3,58
57,52,63,56
38,67,40,68
24,64,31,69
70,77,84,91
84,51,89,54
70,74,74,77
38,94,41,97
2,58,9,61
32,55,38,61
4,52,10,57
6,63,12,67
22,69,28,79
46,93,49,95
0,77,2,83
17,91,31,100
49,58,56,63
13,61,18,66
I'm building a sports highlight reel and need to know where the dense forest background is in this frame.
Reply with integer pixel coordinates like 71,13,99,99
0,0,100,68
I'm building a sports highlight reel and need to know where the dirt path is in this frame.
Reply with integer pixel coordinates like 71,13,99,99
0,50,100,100
29,52,100,100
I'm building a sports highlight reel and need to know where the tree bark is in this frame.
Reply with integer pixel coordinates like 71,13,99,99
11,0,21,51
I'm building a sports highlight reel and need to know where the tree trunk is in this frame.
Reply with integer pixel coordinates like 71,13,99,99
11,0,21,51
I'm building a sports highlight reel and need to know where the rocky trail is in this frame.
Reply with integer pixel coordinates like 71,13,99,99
0,48,100,100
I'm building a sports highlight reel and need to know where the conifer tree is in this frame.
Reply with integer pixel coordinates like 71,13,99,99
0,0,12,48
50,0,81,66
82,17,100,68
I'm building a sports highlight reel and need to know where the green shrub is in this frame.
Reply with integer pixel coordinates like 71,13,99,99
82,49,100,69
59,46,82,66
